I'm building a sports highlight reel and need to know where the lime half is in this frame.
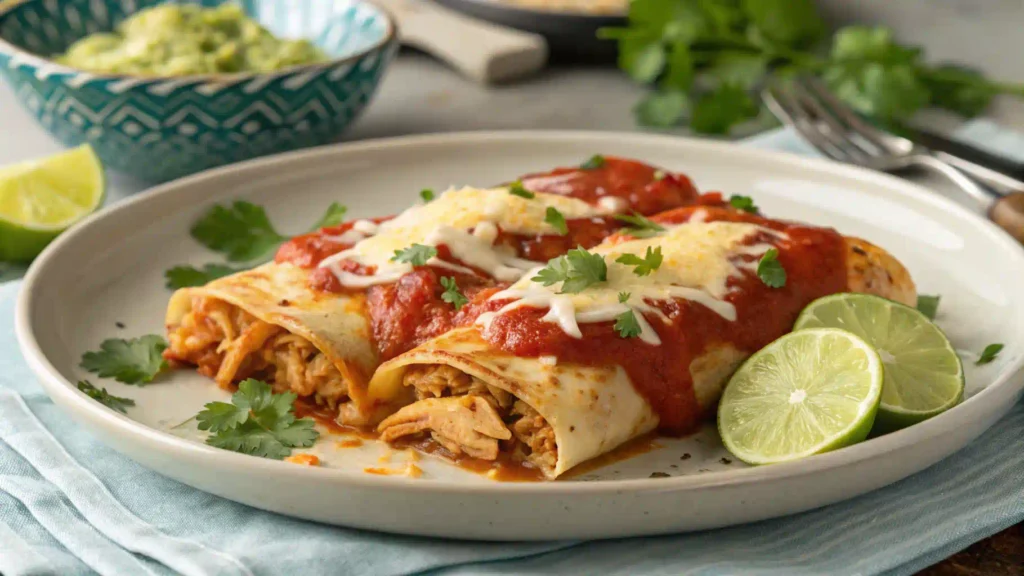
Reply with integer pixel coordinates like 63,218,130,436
0,145,105,262
718,328,883,465
794,293,964,433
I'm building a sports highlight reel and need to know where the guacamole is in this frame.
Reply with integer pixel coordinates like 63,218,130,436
55,4,329,76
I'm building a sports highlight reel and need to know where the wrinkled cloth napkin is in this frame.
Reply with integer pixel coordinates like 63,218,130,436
1,125,1023,576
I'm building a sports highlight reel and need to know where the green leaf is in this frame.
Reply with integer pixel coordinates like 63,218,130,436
620,39,666,83
531,247,608,294
420,188,436,203
634,91,690,128
824,63,930,120
508,181,536,199
976,343,1004,366
922,65,997,117
690,83,759,134
618,291,631,303
545,207,569,235
830,26,921,64
756,247,786,288
662,42,694,91
615,309,642,339
728,194,758,213
191,201,287,263
615,246,663,276
708,53,768,90
615,212,666,238
164,263,244,289
310,203,347,231
580,155,606,170
198,379,319,460
77,380,135,414
916,294,941,320
742,0,824,47
440,276,469,311
80,335,168,385
391,244,438,266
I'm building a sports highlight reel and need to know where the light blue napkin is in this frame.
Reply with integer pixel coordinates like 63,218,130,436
2,126,1023,576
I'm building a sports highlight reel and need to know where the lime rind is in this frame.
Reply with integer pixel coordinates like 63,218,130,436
718,328,884,465
793,293,964,432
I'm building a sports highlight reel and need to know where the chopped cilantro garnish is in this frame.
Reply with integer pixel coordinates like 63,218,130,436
615,212,666,238
440,276,469,310
976,343,1004,365
508,181,535,199
756,248,787,288
618,291,631,303
580,155,606,170
531,246,608,294
310,202,348,230
916,295,940,320
391,244,438,266
197,379,319,460
615,246,663,276
728,195,758,214
77,380,135,413
420,188,435,203
615,309,642,339
80,335,168,385
545,207,569,235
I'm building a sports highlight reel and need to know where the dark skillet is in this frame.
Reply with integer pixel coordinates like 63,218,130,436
430,0,625,62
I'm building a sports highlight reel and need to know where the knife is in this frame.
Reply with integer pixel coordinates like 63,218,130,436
892,124,1024,191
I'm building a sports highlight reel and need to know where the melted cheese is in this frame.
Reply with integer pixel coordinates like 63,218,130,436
319,186,615,286
478,221,782,345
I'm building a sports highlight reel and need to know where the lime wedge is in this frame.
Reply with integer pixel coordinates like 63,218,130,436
793,293,964,433
0,145,105,262
718,328,883,465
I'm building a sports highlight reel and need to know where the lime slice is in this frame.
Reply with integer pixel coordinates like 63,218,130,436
794,293,964,433
718,328,883,465
0,145,105,262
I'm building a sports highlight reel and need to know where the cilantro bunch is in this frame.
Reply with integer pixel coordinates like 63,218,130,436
600,0,1024,134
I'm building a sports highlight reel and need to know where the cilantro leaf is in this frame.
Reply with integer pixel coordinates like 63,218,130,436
508,181,535,199
420,188,436,202
729,195,758,214
531,247,608,294
976,344,1004,366
310,203,348,231
580,155,606,170
545,207,569,235
615,309,642,339
662,41,694,91
77,380,135,414
615,212,666,238
616,246,663,276
922,65,997,117
191,201,287,263
830,26,921,64
756,248,787,288
708,53,768,90
742,0,824,48
391,244,438,267
619,38,666,83
164,263,244,289
691,84,759,135
440,276,469,311
197,379,319,460
80,335,168,385
634,91,689,128
824,62,930,120
916,294,941,321
618,292,631,303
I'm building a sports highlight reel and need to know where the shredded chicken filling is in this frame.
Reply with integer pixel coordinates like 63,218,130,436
166,296,350,409
378,365,558,471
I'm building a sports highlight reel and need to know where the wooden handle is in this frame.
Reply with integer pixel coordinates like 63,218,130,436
374,0,548,84
989,192,1024,244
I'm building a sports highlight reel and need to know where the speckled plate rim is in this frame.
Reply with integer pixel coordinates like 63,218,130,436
15,130,1024,498
0,0,398,83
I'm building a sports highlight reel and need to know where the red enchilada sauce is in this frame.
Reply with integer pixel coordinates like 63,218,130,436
273,157,702,360
461,206,848,435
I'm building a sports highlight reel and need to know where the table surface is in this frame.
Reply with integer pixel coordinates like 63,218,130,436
1,49,1022,575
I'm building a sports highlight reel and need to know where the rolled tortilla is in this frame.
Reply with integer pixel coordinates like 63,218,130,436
371,228,917,479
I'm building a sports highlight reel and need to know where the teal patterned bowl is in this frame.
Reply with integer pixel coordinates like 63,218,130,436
0,0,397,183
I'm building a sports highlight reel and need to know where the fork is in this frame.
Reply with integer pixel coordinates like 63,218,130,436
763,77,1024,244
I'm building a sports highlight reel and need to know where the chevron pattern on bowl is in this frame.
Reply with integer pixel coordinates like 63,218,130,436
0,0,397,183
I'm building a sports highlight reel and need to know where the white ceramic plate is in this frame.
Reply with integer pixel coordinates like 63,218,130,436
16,132,1024,541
